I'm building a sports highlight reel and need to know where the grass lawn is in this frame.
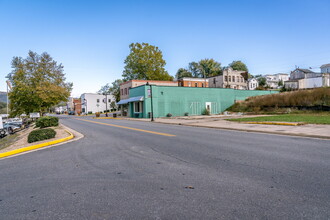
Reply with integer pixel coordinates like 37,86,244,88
227,113,330,125
0,133,19,151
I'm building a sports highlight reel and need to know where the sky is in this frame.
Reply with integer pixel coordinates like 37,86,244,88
0,0,329,97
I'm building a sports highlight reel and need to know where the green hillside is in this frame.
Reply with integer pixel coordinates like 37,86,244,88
0,92,7,103
228,87,330,112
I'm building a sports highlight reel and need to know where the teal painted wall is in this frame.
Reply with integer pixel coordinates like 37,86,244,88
129,85,147,118
129,85,278,118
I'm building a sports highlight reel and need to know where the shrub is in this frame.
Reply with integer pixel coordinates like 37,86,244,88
184,112,189,116
28,128,56,143
95,112,100,117
227,88,330,113
166,113,172,117
202,108,210,115
88,111,93,114
36,116,58,128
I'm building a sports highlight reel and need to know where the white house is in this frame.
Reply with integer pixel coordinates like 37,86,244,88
321,64,330,73
247,78,258,90
265,73,289,89
80,93,116,114
284,68,327,90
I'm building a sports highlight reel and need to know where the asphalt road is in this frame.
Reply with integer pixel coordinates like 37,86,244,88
0,115,329,219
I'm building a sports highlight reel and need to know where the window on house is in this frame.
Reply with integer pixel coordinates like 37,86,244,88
195,83,198,87
233,76,235,82
128,87,131,94
108,99,111,103
121,89,123,95
213,78,216,84
229,76,231,82
225,76,228,82
241,77,244,83
125,88,127,95
202,83,204,87
97,99,100,103
188,82,191,87
134,102,142,113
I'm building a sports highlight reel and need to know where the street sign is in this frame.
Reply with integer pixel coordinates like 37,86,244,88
30,112,40,118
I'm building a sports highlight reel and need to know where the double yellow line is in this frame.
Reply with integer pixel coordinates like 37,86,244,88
75,118,176,137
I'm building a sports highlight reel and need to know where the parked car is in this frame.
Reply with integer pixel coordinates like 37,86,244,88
68,111,76,115
3,123,20,134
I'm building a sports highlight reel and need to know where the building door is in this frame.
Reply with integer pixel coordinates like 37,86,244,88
205,102,211,113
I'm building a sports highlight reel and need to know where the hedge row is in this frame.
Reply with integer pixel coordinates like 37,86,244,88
28,128,56,143
36,116,59,128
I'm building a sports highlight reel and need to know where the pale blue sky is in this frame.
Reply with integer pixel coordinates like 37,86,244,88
1,0,329,97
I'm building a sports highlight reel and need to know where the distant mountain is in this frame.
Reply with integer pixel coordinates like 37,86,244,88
0,91,7,103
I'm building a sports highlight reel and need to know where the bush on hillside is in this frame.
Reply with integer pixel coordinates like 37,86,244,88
28,128,56,143
36,116,59,128
227,88,330,112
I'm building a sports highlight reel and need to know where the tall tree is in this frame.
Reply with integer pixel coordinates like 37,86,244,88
175,68,192,79
229,60,249,72
186,59,222,78
198,58,222,77
122,43,173,81
98,79,123,102
7,51,72,116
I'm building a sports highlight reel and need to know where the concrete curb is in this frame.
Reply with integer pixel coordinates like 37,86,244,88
153,121,330,140
0,130,74,159
242,121,305,126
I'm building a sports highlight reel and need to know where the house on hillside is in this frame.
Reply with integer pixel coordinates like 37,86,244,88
284,68,322,90
265,73,289,89
321,64,330,73
208,67,247,90
247,78,259,90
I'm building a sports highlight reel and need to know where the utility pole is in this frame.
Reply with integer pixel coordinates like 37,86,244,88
146,82,154,121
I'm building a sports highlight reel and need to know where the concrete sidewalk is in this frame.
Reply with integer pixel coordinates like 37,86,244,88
121,115,330,139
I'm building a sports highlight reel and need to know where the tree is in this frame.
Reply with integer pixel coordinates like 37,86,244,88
278,79,284,87
188,61,201,77
176,59,222,79
98,79,123,102
198,59,222,77
258,77,267,87
122,43,173,81
0,102,7,114
110,101,117,111
7,51,72,116
175,68,192,79
229,60,249,72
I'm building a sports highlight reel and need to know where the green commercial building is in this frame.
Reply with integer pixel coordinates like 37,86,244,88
118,85,277,118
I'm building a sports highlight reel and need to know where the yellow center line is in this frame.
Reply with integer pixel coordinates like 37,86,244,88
75,118,176,137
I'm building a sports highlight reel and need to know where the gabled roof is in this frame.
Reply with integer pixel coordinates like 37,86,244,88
296,68,314,73
321,63,330,68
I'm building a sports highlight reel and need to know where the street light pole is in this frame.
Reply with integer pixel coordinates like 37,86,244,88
6,81,9,116
103,93,109,117
146,82,154,121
